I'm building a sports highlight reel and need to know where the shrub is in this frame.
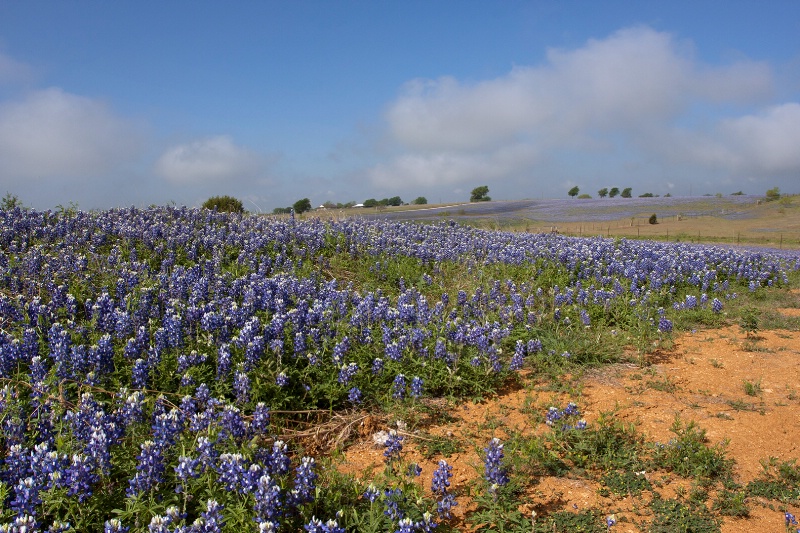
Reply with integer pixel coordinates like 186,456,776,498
202,195,245,213
649,214,658,224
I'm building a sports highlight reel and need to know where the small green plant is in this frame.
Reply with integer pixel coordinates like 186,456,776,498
712,488,749,517
418,434,464,459
652,417,733,481
649,213,658,225
709,359,724,369
739,306,760,338
648,497,721,532
743,379,762,397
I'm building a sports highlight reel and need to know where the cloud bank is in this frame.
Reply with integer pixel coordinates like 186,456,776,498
371,26,794,192
0,87,142,180
155,136,265,185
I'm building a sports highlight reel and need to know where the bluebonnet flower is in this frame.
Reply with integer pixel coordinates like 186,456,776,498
233,369,250,405
509,340,525,371
658,317,673,333
384,487,405,520
483,437,509,487
410,376,423,399
348,387,362,404
196,436,218,472
337,362,358,385
372,357,384,375
407,463,422,477
786,512,798,526
217,453,247,493
416,512,438,533
275,371,289,387
291,456,317,505
266,440,291,477
384,430,404,462
66,453,98,502
395,518,416,533
253,474,282,525
174,455,200,493
10,476,41,517
251,402,271,434
606,514,617,529
392,374,406,399
127,441,165,497
363,483,381,503
197,499,224,533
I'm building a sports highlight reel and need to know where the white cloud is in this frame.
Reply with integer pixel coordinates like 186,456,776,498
155,136,263,184
0,87,142,179
0,51,35,84
718,103,800,173
373,25,784,190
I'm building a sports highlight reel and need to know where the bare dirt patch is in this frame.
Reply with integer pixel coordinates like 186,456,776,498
338,325,800,532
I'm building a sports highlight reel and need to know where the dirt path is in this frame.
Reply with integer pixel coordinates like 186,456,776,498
338,310,800,532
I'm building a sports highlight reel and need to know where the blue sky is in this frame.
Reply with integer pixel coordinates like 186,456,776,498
0,1,798,211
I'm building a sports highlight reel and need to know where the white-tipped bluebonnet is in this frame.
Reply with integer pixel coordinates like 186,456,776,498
483,437,509,487
127,441,164,497
275,371,289,387
253,474,282,525
291,456,317,505
337,362,358,385
383,430,404,463
392,374,406,399
410,376,423,399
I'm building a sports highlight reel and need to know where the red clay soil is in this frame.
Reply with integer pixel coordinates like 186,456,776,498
337,309,800,532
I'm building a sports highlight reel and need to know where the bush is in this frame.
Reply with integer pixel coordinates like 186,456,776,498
649,214,658,225
412,197,428,205
765,187,781,202
202,195,245,213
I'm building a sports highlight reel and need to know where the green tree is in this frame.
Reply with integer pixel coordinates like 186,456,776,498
649,214,658,224
609,187,620,198
470,186,491,202
621,187,633,198
568,186,580,198
202,195,245,213
272,207,292,214
293,198,312,214
363,198,378,207
387,196,403,206
412,196,428,205
598,188,608,198
639,192,654,197
765,187,781,202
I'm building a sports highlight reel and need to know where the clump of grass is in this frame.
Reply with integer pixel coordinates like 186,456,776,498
649,497,721,532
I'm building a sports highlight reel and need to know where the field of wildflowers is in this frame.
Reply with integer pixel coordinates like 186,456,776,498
0,205,798,531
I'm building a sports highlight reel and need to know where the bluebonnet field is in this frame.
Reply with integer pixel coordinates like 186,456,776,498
364,195,761,224
0,205,798,532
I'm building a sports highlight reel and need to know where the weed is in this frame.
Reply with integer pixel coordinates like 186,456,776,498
418,434,465,459
743,379,762,397
651,417,733,481
709,359,724,368
712,489,749,517
648,497,721,533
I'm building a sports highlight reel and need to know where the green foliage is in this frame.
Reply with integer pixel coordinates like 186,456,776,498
568,186,580,198
418,434,464,459
364,198,378,207
649,214,658,225
739,306,760,338
640,192,655,197
412,196,428,205
201,195,245,213
609,187,620,198
765,186,781,201
745,458,800,503
712,488,749,517
649,497,721,532
731,190,745,195
742,379,762,397
577,193,592,199
651,417,733,481
621,187,633,198
1,192,24,210
471,185,491,202
273,206,292,214
597,187,608,198
293,198,312,214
